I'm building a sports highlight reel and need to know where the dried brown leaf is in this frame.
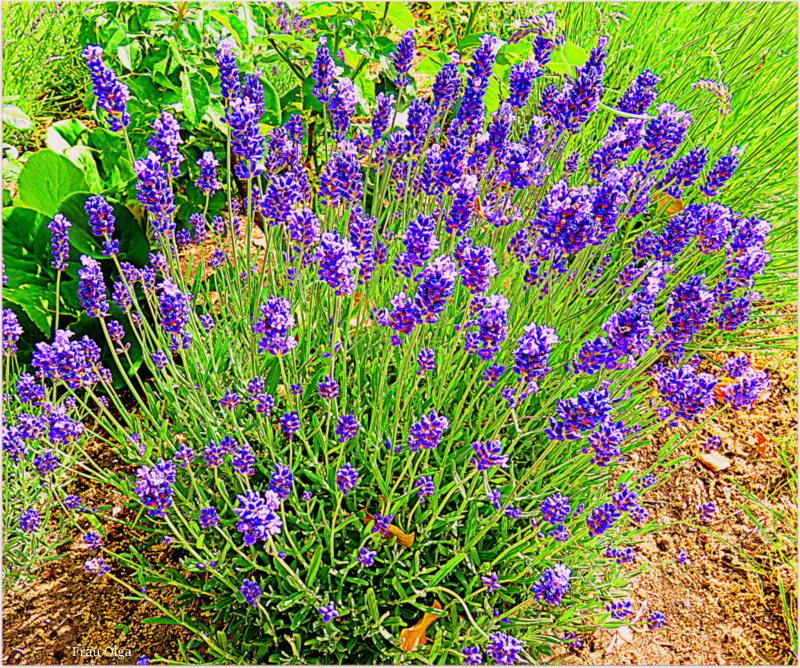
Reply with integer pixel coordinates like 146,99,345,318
399,601,442,651
698,452,732,472
360,511,415,547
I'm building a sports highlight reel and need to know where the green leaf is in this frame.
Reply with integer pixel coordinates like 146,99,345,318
426,552,467,588
45,119,89,154
546,41,589,76
387,3,415,32
261,78,282,127
416,49,445,77
17,149,89,217
2,105,33,130
306,546,323,585
180,70,211,129
209,10,250,47
117,40,142,71
141,617,181,625
65,146,103,192
456,34,483,52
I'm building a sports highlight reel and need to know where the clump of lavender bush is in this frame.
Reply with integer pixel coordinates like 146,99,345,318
2,11,772,664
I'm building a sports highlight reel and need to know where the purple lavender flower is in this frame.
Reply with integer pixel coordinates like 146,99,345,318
2,309,23,357
471,439,509,471
17,373,47,405
655,364,717,421
47,213,72,271
134,152,176,238
231,444,255,476
318,600,339,623
464,295,510,361
240,579,262,608
508,60,541,109
642,103,692,165
459,242,498,294
319,142,363,206
318,374,340,399
371,512,395,535
32,330,111,388
195,151,222,194
216,40,240,101
279,411,301,437
607,600,633,619
723,366,769,410
532,563,571,605
77,255,109,318
198,507,219,528
82,45,130,130
335,462,359,494
390,30,415,86
462,646,483,665
658,147,709,198
312,37,335,104
482,571,502,592
335,413,360,443
329,78,357,140
406,409,449,452
413,255,458,324
647,611,666,629
234,489,283,545
486,632,522,665
134,459,175,517
148,111,184,177
701,146,743,197
227,95,265,179
416,348,436,375
357,547,376,567
414,475,435,500
586,502,621,536
483,363,506,387
445,174,478,236
19,509,40,532
433,53,462,112
252,296,297,355
371,92,395,141
513,322,559,387
314,231,358,295
540,492,571,524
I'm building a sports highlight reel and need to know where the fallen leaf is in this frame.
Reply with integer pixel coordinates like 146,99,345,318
361,511,415,547
651,191,684,217
714,376,735,404
617,626,633,644
755,431,772,456
697,452,732,472
400,601,443,651
474,195,487,221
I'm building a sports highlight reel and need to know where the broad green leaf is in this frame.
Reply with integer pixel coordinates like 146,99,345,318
45,119,89,154
64,146,104,192
2,105,33,130
117,40,142,71
261,78,282,127
303,3,340,17
417,49,445,77
456,34,483,52
17,149,89,217
387,3,415,32
180,70,211,128
209,10,250,47
546,41,589,76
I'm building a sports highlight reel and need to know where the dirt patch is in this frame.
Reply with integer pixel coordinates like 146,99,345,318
553,305,798,665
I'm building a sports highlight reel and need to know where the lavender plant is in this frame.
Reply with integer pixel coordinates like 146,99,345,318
2,12,776,664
